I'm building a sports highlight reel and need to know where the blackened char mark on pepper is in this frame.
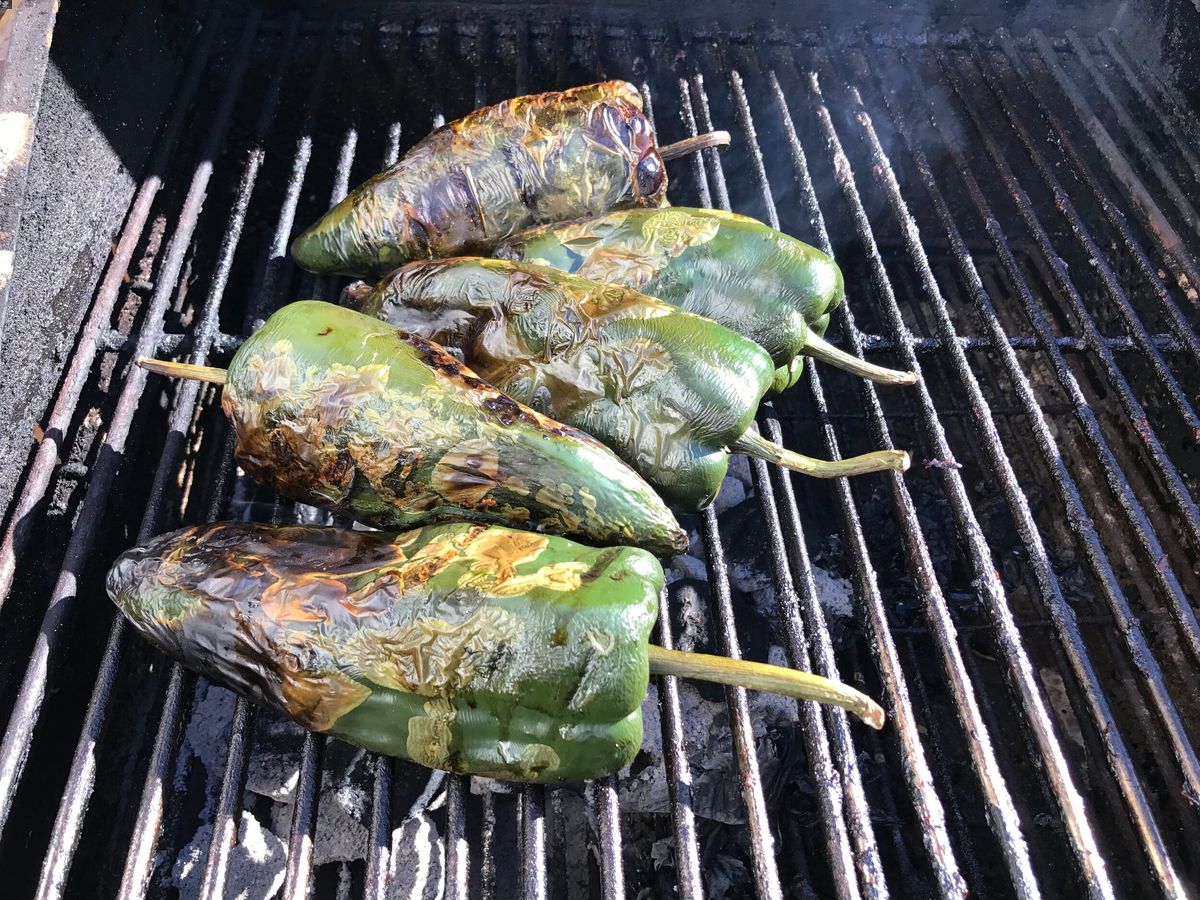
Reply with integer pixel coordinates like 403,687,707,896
482,394,533,426
402,332,487,388
398,329,574,437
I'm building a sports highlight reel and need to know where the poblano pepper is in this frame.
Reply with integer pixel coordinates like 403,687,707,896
343,258,910,512
139,301,686,555
107,521,884,784
290,82,726,280
495,207,917,391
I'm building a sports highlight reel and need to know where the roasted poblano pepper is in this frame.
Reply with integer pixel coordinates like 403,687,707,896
343,258,910,511
495,207,917,391
139,301,686,555
291,82,673,280
107,521,884,784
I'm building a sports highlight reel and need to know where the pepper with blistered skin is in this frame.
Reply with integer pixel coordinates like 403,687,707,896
344,258,910,511
107,521,885,784
139,301,687,556
495,207,917,391
290,82,670,280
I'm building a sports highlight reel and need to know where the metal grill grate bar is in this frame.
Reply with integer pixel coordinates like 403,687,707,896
904,45,1195,893
445,775,469,899
362,757,394,900
521,785,547,900
1060,30,1200,237
737,59,971,898
650,591,705,900
873,59,1194,896
0,20,218,612
850,47,1198,896
1027,29,1200,320
728,68,886,900
1102,28,1200,154
111,19,340,900
282,732,325,900
0,12,260,861
198,700,256,900
768,54,1051,897
814,59,1072,897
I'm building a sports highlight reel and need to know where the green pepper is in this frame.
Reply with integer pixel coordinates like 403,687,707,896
107,521,884,784
344,258,910,512
291,82,680,280
495,207,916,391
139,301,686,556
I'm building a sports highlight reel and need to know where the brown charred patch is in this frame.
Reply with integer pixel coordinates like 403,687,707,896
278,664,371,732
406,333,473,376
317,326,333,336
482,394,524,426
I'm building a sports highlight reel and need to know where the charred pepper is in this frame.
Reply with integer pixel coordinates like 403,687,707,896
291,82,726,279
108,521,884,784
343,258,910,511
495,207,917,391
139,301,686,555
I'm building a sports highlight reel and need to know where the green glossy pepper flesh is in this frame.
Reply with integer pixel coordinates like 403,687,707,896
346,259,784,511
107,522,661,783
291,82,668,280
496,208,847,392
221,301,686,555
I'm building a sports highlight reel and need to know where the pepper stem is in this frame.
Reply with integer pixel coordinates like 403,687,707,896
803,332,918,385
658,130,732,161
731,428,910,478
138,357,228,385
648,645,884,729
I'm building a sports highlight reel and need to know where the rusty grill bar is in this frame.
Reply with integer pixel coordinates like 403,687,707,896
0,11,1198,900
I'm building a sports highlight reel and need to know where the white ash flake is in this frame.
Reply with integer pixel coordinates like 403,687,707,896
170,810,285,900
388,812,444,900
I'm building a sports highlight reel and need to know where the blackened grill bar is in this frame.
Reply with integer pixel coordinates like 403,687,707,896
1,9,1199,900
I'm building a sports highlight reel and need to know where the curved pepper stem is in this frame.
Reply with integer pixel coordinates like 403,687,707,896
731,428,910,479
658,130,732,160
139,358,227,384
648,645,884,729
803,332,918,385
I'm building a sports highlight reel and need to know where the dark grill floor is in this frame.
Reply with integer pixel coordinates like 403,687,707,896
1,9,1199,900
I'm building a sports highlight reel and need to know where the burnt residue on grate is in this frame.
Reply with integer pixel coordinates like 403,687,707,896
0,8,1199,900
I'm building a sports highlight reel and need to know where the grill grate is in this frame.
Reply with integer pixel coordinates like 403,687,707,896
1,10,1199,900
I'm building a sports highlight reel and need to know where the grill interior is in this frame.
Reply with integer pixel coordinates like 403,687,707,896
2,4,1200,899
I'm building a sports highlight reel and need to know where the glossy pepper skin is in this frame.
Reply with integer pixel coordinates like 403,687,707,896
222,301,686,555
344,258,777,511
291,82,668,280
495,207,844,392
107,522,661,784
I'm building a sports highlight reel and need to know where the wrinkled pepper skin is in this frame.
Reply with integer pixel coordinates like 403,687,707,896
344,258,776,511
107,522,661,783
495,207,844,392
222,301,686,555
291,82,668,280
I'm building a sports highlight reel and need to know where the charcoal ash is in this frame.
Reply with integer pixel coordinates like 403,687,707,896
386,812,444,900
622,644,802,826
170,810,286,900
